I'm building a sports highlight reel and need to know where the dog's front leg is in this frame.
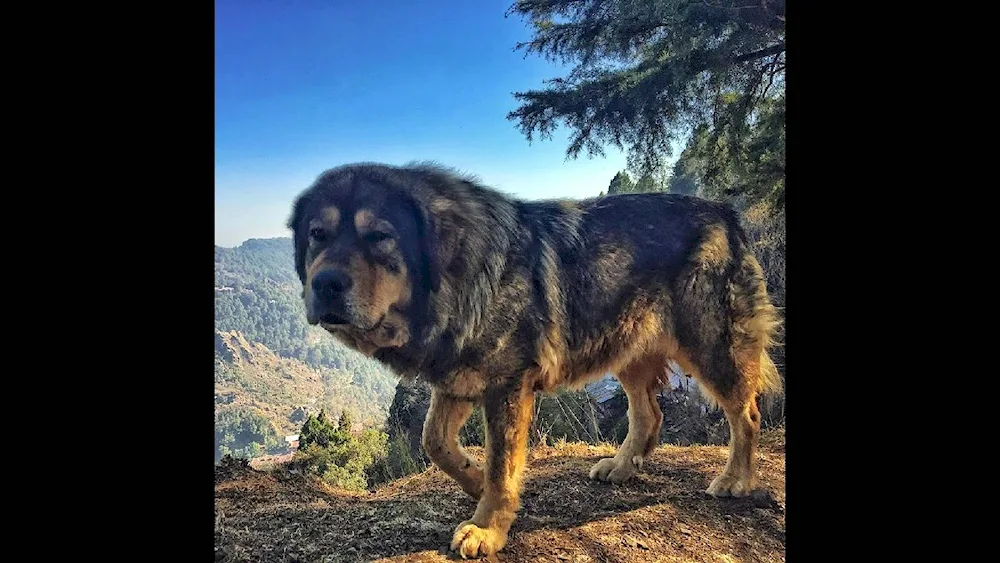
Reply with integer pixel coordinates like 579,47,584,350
450,377,535,559
422,389,484,500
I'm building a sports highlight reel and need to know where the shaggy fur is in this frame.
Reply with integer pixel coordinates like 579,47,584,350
287,162,782,558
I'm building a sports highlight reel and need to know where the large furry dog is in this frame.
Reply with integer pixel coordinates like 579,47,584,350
287,162,782,558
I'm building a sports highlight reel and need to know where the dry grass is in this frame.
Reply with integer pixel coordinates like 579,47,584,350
215,430,785,562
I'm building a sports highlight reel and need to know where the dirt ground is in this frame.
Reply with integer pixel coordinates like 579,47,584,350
215,430,785,562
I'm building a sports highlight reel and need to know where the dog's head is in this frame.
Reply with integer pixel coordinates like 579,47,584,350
287,163,444,355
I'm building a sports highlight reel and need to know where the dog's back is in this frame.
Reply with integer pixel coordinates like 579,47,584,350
516,192,779,394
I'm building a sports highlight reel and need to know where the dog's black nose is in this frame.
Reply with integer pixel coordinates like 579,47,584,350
312,270,352,296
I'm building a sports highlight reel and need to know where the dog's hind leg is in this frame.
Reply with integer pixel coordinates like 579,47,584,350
423,389,485,500
701,357,766,498
692,333,781,497
676,225,782,498
589,353,666,484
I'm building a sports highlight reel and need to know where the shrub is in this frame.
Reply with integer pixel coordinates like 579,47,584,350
293,413,389,492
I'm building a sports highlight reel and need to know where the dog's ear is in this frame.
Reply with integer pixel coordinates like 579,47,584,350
412,197,441,293
287,194,311,285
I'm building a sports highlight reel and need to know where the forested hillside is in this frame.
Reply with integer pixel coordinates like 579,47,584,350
214,238,399,461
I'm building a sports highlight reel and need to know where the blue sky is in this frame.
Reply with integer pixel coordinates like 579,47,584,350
215,0,638,247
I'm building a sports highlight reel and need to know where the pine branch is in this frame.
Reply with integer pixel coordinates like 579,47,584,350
732,42,784,64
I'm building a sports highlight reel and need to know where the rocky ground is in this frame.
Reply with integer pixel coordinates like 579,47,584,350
215,430,785,562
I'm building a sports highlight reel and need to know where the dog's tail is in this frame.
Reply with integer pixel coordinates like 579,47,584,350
725,209,784,397
760,347,783,396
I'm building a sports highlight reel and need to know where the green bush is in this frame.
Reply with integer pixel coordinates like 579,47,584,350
299,410,344,449
293,412,390,492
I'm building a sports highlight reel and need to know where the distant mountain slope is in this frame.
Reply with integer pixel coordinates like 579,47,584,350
214,238,400,451
215,332,309,424
215,330,390,430
215,237,300,288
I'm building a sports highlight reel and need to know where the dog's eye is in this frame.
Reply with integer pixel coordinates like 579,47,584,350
363,231,393,245
309,228,326,242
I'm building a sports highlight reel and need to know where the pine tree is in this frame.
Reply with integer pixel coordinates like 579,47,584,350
507,0,785,209
634,173,660,194
606,170,636,195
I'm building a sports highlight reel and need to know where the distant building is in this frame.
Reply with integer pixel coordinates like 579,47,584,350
585,374,620,404
284,434,300,450
585,361,691,403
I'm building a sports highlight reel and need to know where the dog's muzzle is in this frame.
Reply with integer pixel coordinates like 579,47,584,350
308,269,353,326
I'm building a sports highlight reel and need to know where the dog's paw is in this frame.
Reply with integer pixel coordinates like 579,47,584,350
706,472,757,498
588,455,641,483
450,520,507,559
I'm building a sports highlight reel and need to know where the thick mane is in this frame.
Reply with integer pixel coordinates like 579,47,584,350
404,165,523,348
392,164,597,386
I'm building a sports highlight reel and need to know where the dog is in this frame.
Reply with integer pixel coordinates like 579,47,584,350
287,162,782,558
